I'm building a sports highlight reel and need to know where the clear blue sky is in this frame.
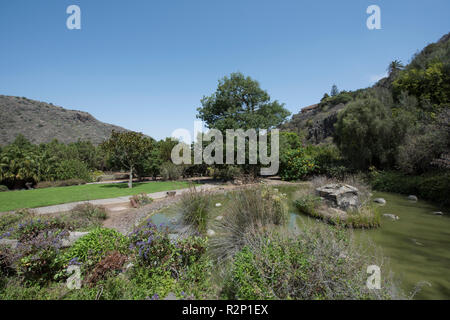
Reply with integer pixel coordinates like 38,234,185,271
1,0,449,140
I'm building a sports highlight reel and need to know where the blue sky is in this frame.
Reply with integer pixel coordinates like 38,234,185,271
0,0,449,140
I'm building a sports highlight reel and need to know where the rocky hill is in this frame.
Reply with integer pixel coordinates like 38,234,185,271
0,95,128,145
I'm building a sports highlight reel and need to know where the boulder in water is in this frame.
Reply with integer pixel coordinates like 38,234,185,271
315,183,360,210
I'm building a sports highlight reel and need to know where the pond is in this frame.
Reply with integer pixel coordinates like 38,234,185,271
148,186,450,300
283,186,450,300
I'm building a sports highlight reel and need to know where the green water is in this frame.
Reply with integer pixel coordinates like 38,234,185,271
150,187,450,299
283,186,450,300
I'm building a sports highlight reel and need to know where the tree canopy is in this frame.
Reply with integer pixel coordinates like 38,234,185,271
197,73,290,132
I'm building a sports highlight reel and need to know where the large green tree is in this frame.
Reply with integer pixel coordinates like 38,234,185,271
101,131,155,188
197,72,290,131
334,98,398,169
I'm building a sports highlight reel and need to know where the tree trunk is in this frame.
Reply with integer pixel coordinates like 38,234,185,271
128,167,133,188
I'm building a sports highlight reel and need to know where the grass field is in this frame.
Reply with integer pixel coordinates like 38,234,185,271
0,181,193,212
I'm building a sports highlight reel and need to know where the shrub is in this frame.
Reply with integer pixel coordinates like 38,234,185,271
0,185,8,192
280,148,317,181
62,228,129,269
35,179,86,189
85,251,128,287
160,162,183,181
72,203,107,221
212,165,243,181
210,187,288,261
13,229,69,283
179,187,211,234
128,219,212,299
0,245,15,277
53,159,92,182
130,193,153,207
222,227,401,300
369,170,450,207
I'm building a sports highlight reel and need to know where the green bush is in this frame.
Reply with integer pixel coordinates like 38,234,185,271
223,228,401,300
0,185,8,192
61,228,129,269
280,148,317,181
53,159,92,182
160,162,183,180
369,170,450,207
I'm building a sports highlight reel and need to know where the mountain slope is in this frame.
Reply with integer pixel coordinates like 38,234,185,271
0,95,128,145
281,32,450,144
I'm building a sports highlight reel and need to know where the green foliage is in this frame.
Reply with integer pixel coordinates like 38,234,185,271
369,170,450,207
210,187,288,260
334,97,398,169
61,228,130,269
223,228,399,300
294,195,322,216
0,185,8,192
101,130,156,188
393,62,450,107
280,148,317,181
52,159,92,182
160,161,184,180
179,187,211,235
197,72,290,132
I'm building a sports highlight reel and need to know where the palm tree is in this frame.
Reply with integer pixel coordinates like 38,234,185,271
387,60,404,76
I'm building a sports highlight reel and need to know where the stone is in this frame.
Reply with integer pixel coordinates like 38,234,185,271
125,263,134,271
164,292,178,300
373,198,386,205
383,214,399,220
207,229,216,237
166,191,176,197
0,238,18,249
61,231,89,248
315,183,360,210
215,215,223,221
407,195,418,201
215,203,222,207
432,211,444,216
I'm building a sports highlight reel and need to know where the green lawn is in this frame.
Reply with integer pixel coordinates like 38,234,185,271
0,181,193,212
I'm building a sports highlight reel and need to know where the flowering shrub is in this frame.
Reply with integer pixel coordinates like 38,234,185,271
14,230,69,283
129,219,208,272
280,148,317,181
129,221,174,269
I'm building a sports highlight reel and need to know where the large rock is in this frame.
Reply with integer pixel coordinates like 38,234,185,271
61,231,90,248
0,238,18,249
316,183,360,210
373,198,386,205
383,214,399,220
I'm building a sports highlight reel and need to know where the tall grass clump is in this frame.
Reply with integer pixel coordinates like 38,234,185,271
222,224,403,300
179,186,212,235
210,187,288,261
